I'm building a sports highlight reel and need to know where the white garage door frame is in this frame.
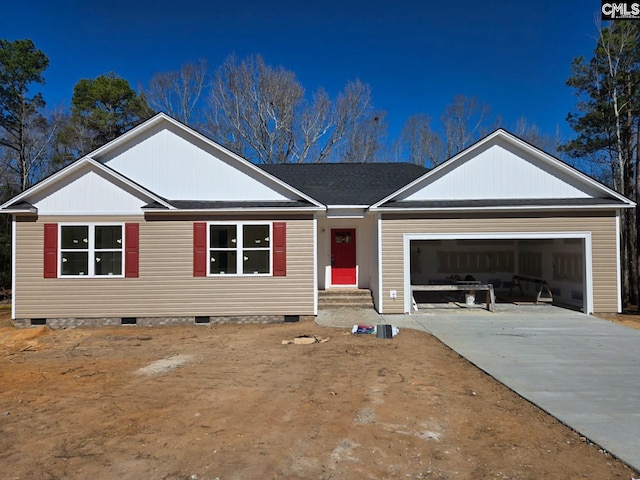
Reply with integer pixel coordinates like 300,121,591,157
403,232,593,314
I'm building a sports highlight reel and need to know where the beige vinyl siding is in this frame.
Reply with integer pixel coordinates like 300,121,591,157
380,212,619,314
15,215,315,319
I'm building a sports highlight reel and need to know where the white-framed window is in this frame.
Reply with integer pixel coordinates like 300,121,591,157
59,223,124,277
208,222,271,275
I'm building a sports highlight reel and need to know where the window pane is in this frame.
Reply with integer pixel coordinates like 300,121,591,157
243,225,270,248
210,251,237,274
210,225,237,248
61,252,89,275
95,252,122,276
243,251,270,274
61,226,89,249
95,226,123,249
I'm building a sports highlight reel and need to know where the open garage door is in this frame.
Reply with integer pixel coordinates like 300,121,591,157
404,233,591,314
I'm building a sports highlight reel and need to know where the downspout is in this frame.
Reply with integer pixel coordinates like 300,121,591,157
377,214,383,313
11,215,16,320
616,210,623,313
313,214,318,316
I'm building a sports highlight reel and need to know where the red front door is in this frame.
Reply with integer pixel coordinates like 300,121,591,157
331,229,356,285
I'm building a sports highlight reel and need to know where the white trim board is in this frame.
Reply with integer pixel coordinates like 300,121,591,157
402,232,593,315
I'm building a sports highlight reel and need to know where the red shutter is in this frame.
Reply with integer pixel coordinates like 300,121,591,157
43,223,58,278
125,223,139,278
272,222,286,277
193,222,207,277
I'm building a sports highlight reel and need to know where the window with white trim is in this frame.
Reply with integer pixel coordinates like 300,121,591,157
209,223,271,275
60,224,123,277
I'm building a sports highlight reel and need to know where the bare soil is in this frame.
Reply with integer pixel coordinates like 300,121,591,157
0,307,637,480
596,311,640,331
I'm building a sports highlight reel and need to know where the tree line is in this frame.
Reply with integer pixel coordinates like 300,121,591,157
0,39,563,199
0,28,638,311
560,21,640,310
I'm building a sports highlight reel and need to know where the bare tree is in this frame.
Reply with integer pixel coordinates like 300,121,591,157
0,39,52,193
441,95,497,157
513,117,565,157
140,60,208,126
340,110,387,163
298,79,381,163
396,114,444,166
205,55,385,163
562,20,640,308
206,55,302,164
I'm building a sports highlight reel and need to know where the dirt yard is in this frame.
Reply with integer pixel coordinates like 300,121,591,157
0,307,638,480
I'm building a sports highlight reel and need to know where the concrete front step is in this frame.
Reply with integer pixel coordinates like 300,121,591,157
318,289,374,309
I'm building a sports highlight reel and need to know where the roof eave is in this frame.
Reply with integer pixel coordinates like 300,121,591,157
143,206,325,214
326,204,370,209
371,203,635,213
0,207,37,215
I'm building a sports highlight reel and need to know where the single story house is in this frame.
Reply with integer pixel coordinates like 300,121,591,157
1,113,634,327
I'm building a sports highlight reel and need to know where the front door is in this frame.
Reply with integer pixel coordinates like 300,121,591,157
331,229,356,285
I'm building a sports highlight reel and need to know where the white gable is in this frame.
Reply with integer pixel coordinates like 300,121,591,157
29,164,155,215
96,121,296,202
400,135,605,202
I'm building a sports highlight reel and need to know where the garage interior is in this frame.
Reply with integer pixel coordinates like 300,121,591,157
409,238,586,312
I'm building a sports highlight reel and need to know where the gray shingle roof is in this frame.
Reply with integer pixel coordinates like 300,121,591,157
259,163,428,205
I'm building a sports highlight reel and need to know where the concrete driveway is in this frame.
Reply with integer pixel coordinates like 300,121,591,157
316,304,640,471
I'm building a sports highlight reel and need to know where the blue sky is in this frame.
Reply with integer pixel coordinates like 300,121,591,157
2,0,602,145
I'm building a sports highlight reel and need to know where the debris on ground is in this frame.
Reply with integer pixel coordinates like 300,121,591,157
351,324,399,338
352,325,376,334
0,326,50,354
281,335,329,345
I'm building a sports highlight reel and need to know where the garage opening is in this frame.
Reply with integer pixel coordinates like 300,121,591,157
407,236,588,313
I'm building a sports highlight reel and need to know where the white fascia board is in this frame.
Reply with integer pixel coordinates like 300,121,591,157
143,207,325,215
372,129,636,208
90,113,325,209
371,204,635,213
326,206,368,219
327,204,369,208
0,156,174,211
1,207,37,214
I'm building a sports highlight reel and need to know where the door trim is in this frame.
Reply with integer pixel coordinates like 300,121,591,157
402,232,592,314
330,228,358,287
